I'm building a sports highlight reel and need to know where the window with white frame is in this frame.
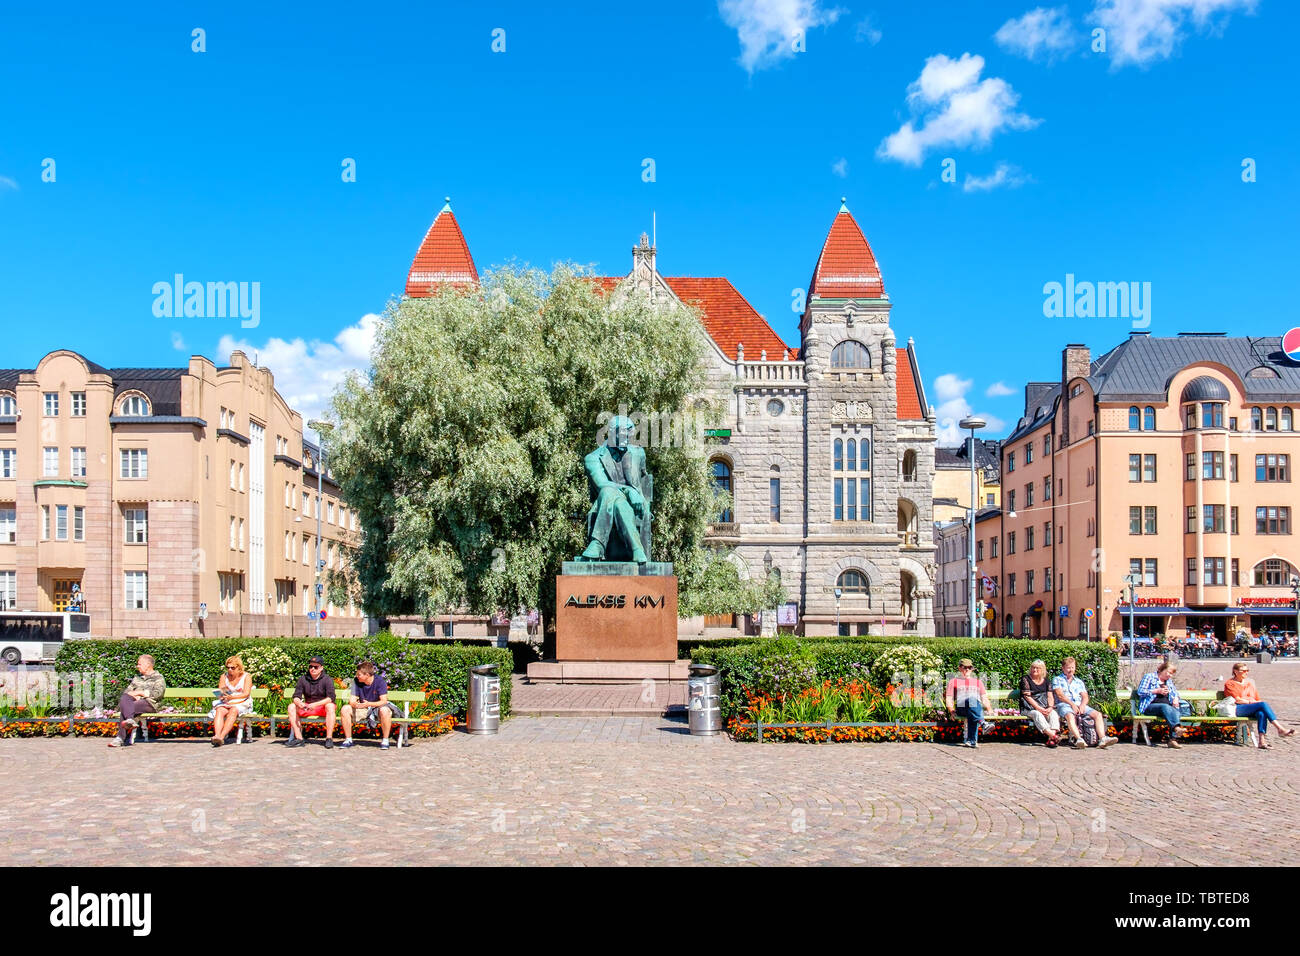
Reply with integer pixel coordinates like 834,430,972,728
125,508,147,543
0,394,15,416
230,460,237,490
71,392,86,417
41,505,49,540
71,447,86,477
0,505,15,543
239,518,245,550
0,448,14,478
119,449,148,478
284,482,291,507
55,504,68,540
302,533,309,564
328,501,335,523
43,392,59,416
0,570,15,609
73,506,84,541
832,435,872,521
119,395,150,416
238,463,245,491
230,516,237,549
43,447,58,477
124,571,148,609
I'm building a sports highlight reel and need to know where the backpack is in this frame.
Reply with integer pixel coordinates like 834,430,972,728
1077,712,1099,747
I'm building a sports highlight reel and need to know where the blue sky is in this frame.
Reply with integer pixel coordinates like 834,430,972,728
1,0,1294,441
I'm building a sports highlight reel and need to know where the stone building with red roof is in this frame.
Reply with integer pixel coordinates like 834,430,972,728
404,199,937,636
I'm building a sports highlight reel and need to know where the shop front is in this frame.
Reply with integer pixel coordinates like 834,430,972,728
1240,597,1298,641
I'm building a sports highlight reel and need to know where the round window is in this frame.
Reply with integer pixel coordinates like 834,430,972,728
767,399,783,416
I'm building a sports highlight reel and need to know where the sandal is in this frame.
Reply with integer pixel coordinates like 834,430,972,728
1278,728,1295,737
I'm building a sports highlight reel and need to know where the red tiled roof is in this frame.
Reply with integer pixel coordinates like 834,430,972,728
585,275,624,295
896,348,924,419
405,204,478,296
809,208,886,299
663,276,790,361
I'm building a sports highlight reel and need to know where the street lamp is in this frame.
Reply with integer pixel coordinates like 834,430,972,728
1292,577,1299,648
834,587,842,634
1122,572,1139,670
307,419,334,639
958,417,986,639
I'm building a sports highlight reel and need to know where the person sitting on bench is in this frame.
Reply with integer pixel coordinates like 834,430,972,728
1224,662,1295,749
286,656,337,749
1052,657,1114,750
340,661,401,749
107,655,166,749
1135,662,1184,749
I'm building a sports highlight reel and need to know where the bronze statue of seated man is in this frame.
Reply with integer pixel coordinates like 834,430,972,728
577,414,652,564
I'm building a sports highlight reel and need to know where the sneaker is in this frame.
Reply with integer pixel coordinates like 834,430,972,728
1073,736,1088,749
380,739,390,750
107,738,124,748
324,738,334,750
339,739,354,749
1097,735,1115,748
285,736,304,748
979,720,994,734
971,740,979,749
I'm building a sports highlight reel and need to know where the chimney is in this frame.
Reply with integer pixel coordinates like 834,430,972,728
1062,343,1090,384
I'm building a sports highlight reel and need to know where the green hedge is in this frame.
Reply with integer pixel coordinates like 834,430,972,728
690,637,1118,721
54,635,512,719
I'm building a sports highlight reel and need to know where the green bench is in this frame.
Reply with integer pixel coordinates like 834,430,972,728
1118,688,1249,746
261,688,440,749
133,687,271,743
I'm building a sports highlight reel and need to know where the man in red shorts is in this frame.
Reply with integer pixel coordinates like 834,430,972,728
286,656,337,748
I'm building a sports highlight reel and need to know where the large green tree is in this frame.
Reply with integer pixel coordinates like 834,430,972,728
328,264,770,630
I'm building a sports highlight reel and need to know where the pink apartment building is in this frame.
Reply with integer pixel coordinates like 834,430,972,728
991,333,1299,641
0,349,365,638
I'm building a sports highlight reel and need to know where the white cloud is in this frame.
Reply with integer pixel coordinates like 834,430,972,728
986,381,1016,397
877,53,1040,165
217,313,383,432
932,373,1006,443
717,0,843,73
0,176,17,191
831,157,849,177
854,15,882,44
170,331,186,351
995,6,1077,61
1090,0,1257,69
963,161,1034,192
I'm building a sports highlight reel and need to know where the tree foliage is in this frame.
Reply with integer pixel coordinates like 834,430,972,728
328,264,756,624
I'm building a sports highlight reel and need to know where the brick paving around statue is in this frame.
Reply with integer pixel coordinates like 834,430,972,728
2,662,1297,866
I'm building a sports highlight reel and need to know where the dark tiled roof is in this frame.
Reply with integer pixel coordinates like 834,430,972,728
0,369,31,389
935,438,1002,472
1089,334,1300,401
110,368,184,418
1006,383,1061,443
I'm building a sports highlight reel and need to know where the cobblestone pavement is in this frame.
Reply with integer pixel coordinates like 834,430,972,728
2,664,1296,866
511,676,686,716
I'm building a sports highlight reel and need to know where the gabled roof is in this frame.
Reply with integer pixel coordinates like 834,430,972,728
405,200,478,296
808,202,886,300
662,276,790,361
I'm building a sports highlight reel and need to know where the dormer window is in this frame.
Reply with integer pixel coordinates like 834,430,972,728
120,395,150,416
0,393,15,416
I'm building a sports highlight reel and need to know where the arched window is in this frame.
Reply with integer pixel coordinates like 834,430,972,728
119,395,150,416
833,439,843,472
846,439,857,471
1266,407,1278,430
1129,406,1140,430
902,449,917,481
1143,406,1155,430
1283,408,1293,431
711,459,732,523
1005,614,1015,637
831,340,871,369
836,569,868,593
0,393,15,416
1251,407,1262,431
1253,558,1297,587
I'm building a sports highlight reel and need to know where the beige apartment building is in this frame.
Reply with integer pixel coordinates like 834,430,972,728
991,333,1300,641
0,349,364,638
933,439,1001,525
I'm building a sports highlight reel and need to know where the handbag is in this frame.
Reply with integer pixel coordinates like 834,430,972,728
1213,697,1237,717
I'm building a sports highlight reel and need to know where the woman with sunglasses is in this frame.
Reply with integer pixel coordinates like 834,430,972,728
1224,662,1295,749
210,655,253,746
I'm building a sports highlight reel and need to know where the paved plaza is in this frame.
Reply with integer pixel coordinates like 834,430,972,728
2,661,1297,867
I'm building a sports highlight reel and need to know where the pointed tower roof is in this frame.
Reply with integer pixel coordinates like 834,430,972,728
405,198,479,296
808,199,886,299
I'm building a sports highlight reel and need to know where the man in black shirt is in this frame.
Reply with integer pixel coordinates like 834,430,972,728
287,656,337,748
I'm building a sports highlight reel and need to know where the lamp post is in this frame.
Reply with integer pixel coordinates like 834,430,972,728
1292,577,1299,650
307,420,333,639
834,587,842,635
1123,572,1139,670
958,417,985,639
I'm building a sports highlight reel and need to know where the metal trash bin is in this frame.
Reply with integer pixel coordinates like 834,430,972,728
467,663,501,735
687,663,721,736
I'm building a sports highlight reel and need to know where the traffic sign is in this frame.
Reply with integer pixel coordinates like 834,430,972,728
1083,608,1094,618
320,611,328,620
307,611,318,620
1059,605,1068,617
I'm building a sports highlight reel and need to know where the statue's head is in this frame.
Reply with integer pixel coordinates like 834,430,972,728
606,415,634,452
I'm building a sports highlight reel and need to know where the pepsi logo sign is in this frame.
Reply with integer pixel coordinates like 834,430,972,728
1284,327,1300,362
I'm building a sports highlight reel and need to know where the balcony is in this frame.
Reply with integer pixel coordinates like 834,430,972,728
736,360,805,383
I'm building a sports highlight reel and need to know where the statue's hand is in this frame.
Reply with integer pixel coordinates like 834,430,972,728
623,486,645,514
